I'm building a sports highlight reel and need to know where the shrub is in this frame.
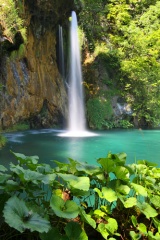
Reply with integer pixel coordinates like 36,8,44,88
86,97,113,129
0,151,160,239
0,0,26,42
0,134,7,148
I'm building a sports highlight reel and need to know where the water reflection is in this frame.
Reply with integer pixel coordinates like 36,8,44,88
0,129,160,168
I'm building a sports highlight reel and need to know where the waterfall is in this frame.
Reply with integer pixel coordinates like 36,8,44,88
68,11,86,133
59,11,97,137
58,25,65,80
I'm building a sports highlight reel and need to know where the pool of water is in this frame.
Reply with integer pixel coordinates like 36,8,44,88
0,128,160,167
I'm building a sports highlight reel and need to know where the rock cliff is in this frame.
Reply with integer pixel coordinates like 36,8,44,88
0,0,74,129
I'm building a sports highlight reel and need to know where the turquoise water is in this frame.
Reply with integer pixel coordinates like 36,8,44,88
0,129,160,167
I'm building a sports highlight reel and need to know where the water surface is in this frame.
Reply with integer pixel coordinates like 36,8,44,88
0,129,160,167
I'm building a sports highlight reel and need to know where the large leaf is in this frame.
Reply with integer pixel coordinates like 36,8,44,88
58,173,90,193
137,202,158,219
4,180,20,191
97,157,115,173
129,231,141,240
111,152,127,165
76,162,101,175
106,218,118,234
79,208,96,229
9,164,56,185
0,165,8,172
150,195,160,208
53,160,70,172
9,164,25,180
94,187,117,202
65,222,88,240
68,158,79,174
40,227,69,240
3,196,50,233
50,195,79,219
0,173,11,183
36,164,53,174
137,223,147,234
131,183,147,197
11,151,39,165
117,184,130,195
114,166,130,181
97,223,109,239
123,197,137,208
23,169,56,185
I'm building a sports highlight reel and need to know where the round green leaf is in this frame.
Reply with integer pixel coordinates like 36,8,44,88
123,197,137,208
50,195,79,219
131,183,147,197
3,196,50,233
94,187,117,202
65,222,88,240
137,202,158,219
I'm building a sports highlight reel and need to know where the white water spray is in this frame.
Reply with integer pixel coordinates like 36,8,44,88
68,11,86,132
58,25,65,80
59,11,97,137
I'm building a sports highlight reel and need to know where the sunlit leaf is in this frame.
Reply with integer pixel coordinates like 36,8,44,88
150,195,160,208
94,187,117,202
58,173,90,194
131,183,147,197
131,215,137,227
106,218,118,234
117,184,130,195
94,209,106,218
114,166,129,181
80,208,96,228
129,231,141,240
97,223,109,239
112,152,127,165
97,157,115,173
123,197,137,208
137,223,147,234
50,195,79,219
137,202,158,219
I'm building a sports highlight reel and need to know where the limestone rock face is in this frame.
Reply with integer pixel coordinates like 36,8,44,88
0,0,74,129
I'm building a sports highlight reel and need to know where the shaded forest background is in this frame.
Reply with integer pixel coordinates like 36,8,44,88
0,0,160,130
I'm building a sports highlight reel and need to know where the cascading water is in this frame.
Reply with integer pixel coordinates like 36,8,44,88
58,25,65,80
68,11,86,133
59,11,97,137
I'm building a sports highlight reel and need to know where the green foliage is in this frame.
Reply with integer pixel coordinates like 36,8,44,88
4,123,30,132
0,0,26,42
0,151,160,239
117,120,133,129
86,97,113,129
10,43,26,60
80,0,160,127
3,196,51,233
0,134,7,148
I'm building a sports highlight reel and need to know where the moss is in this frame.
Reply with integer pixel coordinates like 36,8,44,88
0,134,7,148
0,123,30,133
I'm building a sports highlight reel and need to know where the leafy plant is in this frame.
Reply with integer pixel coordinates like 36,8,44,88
86,97,113,129
0,0,26,43
0,134,7,148
0,151,160,239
